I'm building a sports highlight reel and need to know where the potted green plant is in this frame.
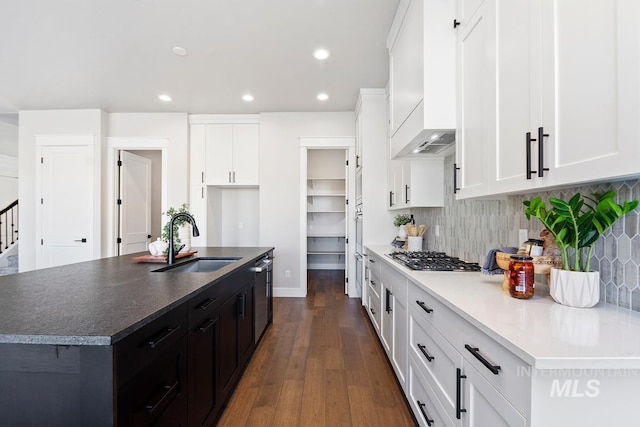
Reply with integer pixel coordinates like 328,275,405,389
523,191,638,307
161,203,193,253
394,214,412,239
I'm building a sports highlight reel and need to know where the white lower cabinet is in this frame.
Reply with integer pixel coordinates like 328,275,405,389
460,362,526,427
409,362,455,427
404,276,531,427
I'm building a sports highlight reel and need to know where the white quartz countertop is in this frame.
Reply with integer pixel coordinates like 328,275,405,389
366,245,640,370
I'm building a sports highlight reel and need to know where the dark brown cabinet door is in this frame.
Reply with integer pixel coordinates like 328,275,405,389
188,313,219,427
218,293,239,398
117,335,188,427
238,282,254,365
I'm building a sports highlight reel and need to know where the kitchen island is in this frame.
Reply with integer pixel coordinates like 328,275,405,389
0,246,273,426
365,245,640,427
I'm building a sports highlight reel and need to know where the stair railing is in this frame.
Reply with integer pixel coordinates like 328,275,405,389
0,199,18,255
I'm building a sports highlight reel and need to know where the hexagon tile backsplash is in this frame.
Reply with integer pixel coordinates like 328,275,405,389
411,154,640,311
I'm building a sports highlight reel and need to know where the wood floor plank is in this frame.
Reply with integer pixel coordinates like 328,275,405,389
299,356,326,427
216,386,259,427
324,369,352,427
271,379,304,426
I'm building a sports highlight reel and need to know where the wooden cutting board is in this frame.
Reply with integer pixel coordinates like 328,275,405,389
131,250,198,263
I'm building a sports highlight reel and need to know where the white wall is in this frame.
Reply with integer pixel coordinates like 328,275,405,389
18,109,107,272
259,112,355,297
108,113,188,210
0,154,18,209
107,113,189,254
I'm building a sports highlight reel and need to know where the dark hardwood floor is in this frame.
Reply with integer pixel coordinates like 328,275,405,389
217,270,416,426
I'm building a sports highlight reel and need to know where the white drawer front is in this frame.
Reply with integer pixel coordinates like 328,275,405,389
408,280,463,349
367,253,382,279
461,324,531,416
409,307,462,422
367,290,381,334
368,269,381,299
409,363,456,427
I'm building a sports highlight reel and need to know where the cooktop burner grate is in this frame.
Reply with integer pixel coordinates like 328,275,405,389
387,251,481,272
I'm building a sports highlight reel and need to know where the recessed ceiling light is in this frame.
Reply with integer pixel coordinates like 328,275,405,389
242,94,254,102
158,94,172,102
313,49,330,60
172,46,188,56
317,93,329,101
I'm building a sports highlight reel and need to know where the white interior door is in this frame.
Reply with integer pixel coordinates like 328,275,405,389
40,145,93,268
119,151,152,254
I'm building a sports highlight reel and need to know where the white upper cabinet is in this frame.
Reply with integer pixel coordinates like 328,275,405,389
206,123,259,186
537,0,639,187
388,159,445,210
190,115,260,188
388,0,457,159
455,0,640,199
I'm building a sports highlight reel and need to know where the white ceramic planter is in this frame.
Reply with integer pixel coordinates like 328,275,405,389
550,268,600,308
398,225,407,239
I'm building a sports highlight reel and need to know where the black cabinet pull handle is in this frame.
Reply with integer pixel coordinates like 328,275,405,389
147,325,181,349
417,344,434,362
417,400,434,426
526,132,537,179
356,155,360,168
389,191,394,207
238,293,246,319
369,259,375,263
405,184,410,203
197,297,218,310
145,380,179,414
201,171,204,184
198,318,215,333
453,19,461,28
416,300,433,314
537,127,549,177
456,368,467,419
453,163,460,194
465,344,501,375
385,288,392,313
370,280,376,286
370,307,376,315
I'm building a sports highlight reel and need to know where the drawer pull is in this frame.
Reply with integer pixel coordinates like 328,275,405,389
370,307,376,316
417,400,434,426
145,380,179,414
417,344,434,362
147,325,181,349
465,344,501,375
370,280,376,286
416,300,433,314
385,288,392,313
198,318,215,333
196,297,218,310
456,368,467,419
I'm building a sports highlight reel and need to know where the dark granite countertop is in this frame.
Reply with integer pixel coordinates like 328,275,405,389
0,247,273,346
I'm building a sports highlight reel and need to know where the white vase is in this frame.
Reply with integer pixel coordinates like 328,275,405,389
398,225,408,239
550,268,600,308
178,223,191,253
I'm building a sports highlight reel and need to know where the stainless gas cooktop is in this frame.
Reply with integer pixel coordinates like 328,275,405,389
387,251,481,272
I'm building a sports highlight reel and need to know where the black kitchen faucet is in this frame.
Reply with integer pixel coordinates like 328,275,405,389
167,212,200,264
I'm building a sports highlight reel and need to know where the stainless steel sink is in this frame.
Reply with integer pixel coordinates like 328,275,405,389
153,257,241,273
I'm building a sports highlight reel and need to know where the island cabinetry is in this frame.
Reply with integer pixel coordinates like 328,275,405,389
219,276,256,403
187,286,222,427
115,303,189,427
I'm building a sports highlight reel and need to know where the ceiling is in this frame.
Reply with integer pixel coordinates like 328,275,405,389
0,0,399,115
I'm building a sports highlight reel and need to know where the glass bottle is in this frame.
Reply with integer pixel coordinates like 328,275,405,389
509,255,534,299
